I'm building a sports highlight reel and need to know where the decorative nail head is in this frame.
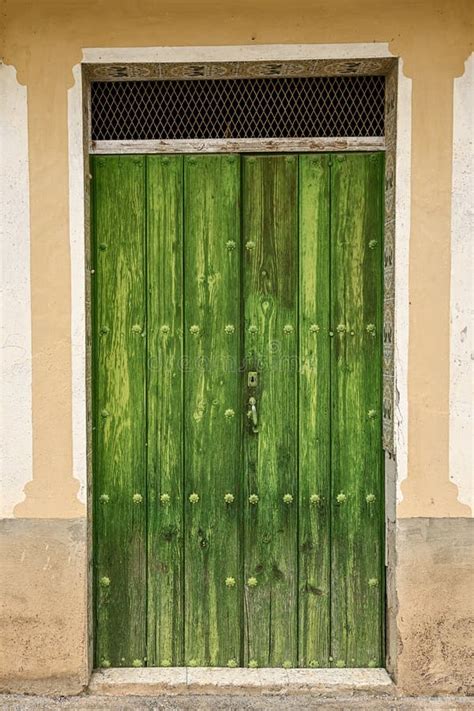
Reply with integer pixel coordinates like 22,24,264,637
224,493,235,504
160,325,170,335
99,576,110,587
132,324,142,333
225,324,235,334
283,324,294,335
99,494,109,504
248,325,258,335
310,494,321,505
366,493,376,504
336,324,346,333
224,408,235,419
189,493,199,504
190,325,200,335
247,576,258,587
336,493,347,504
309,324,320,333
283,493,293,505
249,494,259,505
245,241,256,251
133,493,143,504
132,659,143,667
368,577,379,588
225,576,236,588
226,240,236,251
248,659,258,668
160,493,171,505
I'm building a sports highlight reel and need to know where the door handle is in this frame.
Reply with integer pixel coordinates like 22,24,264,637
248,397,258,432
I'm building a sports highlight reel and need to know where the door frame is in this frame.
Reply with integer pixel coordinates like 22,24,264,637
67,43,411,679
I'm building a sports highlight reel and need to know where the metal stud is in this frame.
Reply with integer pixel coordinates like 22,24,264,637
224,493,235,504
247,576,258,587
368,578,379,588
336,324,346,334
132,324,142,333
309,324,320,334
366,493,376,504
189,493,199,504
283,324,294,335
336,493,347,504
310,494,321,505
99,576,110,587
249,494,259,505
248,659,258,668
329,331,334,337
133,493,143,504
224,408,235,419
225,324,235,335
225,576,236,588
160,493,171,505
99,494,110,504
189,325,200,335
283,493,293,504
160,325,170,335
248,325,257,335
226,240,236,251
227,658,237,668
245,241,256,251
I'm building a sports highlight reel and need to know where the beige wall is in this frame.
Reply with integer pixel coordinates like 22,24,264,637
1,0,472,520
0,0,473,695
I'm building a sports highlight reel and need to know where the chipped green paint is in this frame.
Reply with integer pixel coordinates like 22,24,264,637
330,152,384,668
92,153,383,669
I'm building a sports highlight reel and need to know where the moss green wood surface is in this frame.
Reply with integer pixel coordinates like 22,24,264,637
183,155,242,666
92,155,147,668
146,155,184,666
242,155,299,668
298,154,331,668
330,153,384,667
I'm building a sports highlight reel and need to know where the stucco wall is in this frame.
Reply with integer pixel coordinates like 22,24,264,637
0,0,472,696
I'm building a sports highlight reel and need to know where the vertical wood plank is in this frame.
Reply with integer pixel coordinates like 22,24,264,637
92,155,147,668
242,155,299,668
146,155,184,666
298,154,331,668
183,154,242,666
330,152,384,667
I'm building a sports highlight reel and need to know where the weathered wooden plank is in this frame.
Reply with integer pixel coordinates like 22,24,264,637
183,154,242,666
242,155,299,668
92,155,147,668
330,152,384,667
146,155,184,666
91,137,385,156
298,154,331,668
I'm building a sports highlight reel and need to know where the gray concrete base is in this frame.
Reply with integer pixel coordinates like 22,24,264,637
89,667,394,696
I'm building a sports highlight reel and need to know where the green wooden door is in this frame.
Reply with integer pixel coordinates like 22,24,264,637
92,152,384,670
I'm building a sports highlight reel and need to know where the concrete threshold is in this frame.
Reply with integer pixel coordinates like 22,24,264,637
89,667,394,696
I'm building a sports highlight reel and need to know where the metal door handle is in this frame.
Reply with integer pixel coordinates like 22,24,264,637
248,397,258,429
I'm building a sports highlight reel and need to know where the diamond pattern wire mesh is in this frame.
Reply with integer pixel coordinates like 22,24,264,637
91,75,385,141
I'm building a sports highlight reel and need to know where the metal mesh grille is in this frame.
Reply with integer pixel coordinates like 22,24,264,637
91,75,385,141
